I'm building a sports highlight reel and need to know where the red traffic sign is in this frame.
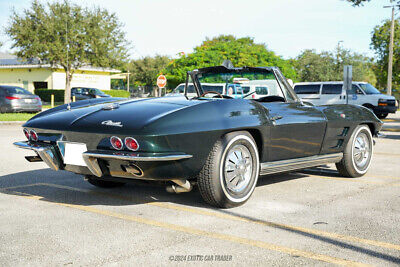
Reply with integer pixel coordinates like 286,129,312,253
157,75,167,88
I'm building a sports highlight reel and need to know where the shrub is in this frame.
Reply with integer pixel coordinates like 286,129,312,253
102,89,130,98
34,89,65,102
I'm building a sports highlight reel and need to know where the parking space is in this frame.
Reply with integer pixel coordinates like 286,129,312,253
0,114,399,266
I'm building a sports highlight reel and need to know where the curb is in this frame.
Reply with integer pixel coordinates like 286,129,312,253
0,121,25,125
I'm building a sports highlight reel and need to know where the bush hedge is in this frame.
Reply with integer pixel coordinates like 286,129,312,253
34,89,130,102
102,89,130,98
34,89,65,102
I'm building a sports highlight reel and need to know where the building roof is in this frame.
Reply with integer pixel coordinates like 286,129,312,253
0,53,121,73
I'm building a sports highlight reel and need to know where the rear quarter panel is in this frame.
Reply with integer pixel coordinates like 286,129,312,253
142,99,270,177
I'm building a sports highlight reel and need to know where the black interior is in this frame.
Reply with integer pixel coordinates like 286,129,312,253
255,96,286,103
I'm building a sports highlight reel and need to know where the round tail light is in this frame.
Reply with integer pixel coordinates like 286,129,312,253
30,130,38,141
23,128,30,140
125,137,139,151
110,136,123,150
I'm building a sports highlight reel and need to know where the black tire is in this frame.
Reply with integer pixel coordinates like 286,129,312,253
86,176,126,188
336,125,373,177
376,113,388,119
197,131,260,208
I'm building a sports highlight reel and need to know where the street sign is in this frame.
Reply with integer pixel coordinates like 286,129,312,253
343,65,352,105
157,75,167,88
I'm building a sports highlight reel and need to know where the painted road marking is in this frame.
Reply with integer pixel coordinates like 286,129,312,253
3,188,368,267
2,182,399,252
381,128,400,132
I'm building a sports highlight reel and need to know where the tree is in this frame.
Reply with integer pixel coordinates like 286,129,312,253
294,46,376,84
6,0,129,103
164,35,296,88
346,0,400,6
128,55,171,96
371,19,400,89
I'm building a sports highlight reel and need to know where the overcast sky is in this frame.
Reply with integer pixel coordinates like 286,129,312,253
0,0,396,59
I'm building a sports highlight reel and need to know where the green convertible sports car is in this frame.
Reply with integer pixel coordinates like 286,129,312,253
14,65,383,208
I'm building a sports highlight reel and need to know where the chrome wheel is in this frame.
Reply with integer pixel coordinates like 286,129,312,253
353,131,371,170
224,144,253,193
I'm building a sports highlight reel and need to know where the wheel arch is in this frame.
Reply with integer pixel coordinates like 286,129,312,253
361,123,375,136
222,128,264,162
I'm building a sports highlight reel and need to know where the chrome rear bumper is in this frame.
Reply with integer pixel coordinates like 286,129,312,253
82,150,192,177
14,141,62,171
14,141,193,178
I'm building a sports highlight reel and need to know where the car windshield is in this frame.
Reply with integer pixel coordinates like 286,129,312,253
197,70,283,98
89,88,104,95
359,84,381,95
5,87,32,95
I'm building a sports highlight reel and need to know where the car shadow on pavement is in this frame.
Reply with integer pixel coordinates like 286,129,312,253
379,133,400,140
1,168,400,264
0,169,310,209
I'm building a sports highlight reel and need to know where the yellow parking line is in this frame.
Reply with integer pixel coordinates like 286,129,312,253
0,183,40,191
6,188,368,267
381,128,400,132
8,182,400,252
382,119,395,122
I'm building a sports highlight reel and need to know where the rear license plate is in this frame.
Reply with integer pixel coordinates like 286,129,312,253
63,142,88,166
24,99,34,103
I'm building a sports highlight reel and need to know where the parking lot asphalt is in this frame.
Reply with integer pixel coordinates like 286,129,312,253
0,114,399,266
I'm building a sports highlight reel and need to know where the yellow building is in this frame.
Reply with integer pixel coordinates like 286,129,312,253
0,53,120,92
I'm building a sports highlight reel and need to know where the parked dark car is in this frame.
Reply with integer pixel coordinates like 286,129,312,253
71,87,110,101
14,66,382,208
0,85,42,113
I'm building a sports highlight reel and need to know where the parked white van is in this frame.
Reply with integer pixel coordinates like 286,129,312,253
293,81,397,119
241,80,283,99
167,83,242,98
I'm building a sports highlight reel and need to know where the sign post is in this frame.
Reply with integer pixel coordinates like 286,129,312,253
343,65,352,105
157,75,167,97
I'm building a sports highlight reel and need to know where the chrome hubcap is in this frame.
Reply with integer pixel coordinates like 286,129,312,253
353,132,371,169
224,144,253,193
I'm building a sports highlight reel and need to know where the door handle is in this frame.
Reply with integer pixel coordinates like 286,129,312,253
270,115,283,121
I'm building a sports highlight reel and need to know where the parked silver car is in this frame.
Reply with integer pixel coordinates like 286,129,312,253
0,86,42,113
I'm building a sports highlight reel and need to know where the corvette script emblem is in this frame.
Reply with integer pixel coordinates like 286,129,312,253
101,120,123,127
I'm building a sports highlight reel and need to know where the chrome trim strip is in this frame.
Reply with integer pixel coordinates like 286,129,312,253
14,141,62,171
82,150,193,177
83,151,193,162
260,153,343,176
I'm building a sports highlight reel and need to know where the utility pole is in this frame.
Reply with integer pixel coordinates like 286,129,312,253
127,72,130,92
384,2,400,96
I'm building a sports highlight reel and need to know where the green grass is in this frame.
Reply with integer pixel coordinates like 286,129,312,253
0,113,37,121
42,102,63,109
